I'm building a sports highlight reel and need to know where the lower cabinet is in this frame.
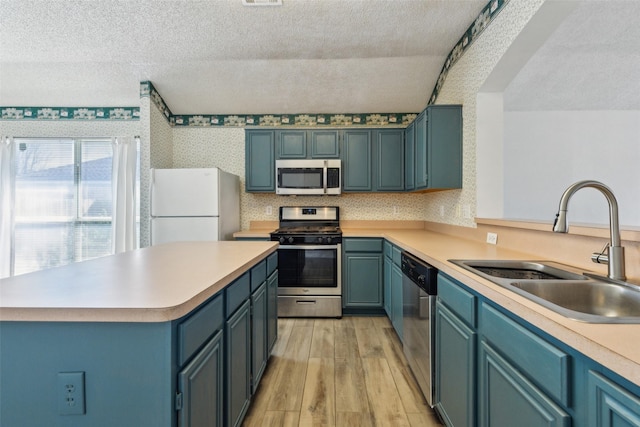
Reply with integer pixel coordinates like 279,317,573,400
251,282,268,394
342,238,383,312
435,272,640,427
478,341,570,427
178,330,224,427
267,270,279,353
588,370,640,427
226,299,251,427
383,241,403,339
435,300,476,427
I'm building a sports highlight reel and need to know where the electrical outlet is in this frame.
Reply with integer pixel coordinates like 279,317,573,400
58,372,85,415
486,232,498,245
439,205,445,217
393,206,399,215
265,205,272,215
463,204,471,219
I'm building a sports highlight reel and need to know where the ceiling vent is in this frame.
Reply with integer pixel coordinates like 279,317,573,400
242,0,282,5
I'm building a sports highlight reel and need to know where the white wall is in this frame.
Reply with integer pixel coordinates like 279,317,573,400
503,110,640,226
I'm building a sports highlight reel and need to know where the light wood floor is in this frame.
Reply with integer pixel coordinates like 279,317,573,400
243,316,444,427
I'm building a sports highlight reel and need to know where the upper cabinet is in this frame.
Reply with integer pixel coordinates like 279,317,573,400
245,130,275,192
245,105,462,193
413,105,462,191
276,130,340,159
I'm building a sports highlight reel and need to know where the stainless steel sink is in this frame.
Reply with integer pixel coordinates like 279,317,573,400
449,259,640,323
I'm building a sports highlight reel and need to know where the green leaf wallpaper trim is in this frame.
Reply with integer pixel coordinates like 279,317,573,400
0,106,140,121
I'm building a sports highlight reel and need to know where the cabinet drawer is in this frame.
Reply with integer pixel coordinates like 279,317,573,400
343,238,383,252
251,260,267,292
226,272,251,317
480,302,570,406
392,246,402,266
438,273,476,327
267,251,278,276
384,241,392,258
178,294,224,366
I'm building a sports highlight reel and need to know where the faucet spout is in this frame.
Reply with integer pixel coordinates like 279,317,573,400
552,180,625,281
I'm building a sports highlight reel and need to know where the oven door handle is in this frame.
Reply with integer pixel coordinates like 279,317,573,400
278,244,340,250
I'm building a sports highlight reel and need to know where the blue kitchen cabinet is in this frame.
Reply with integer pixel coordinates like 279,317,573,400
178,329,224,427
374,129,405,191
342,130,373,191
588,370,640,427
276,130,340,159
383,240,403,338
251,282,268,394
414,105,462,191
405,122,415,190
478,340,570,427
245,130,275,192
267,269,278,353
435,274,477,427
276,130,307,158
342,238,384,312
311,130,340,158
225,298,251,427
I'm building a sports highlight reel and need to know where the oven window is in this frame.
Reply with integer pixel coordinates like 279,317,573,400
279,168,323,189
278,247,337,287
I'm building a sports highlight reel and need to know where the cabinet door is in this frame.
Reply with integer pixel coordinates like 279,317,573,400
267,270,278,353
343,253,383,308
311,130,340,158
342,130,372,191
277,130,307,158
588,370,640,427
251,282,268,394
226,300,251,427
178,330,224,427
391,263,403,339
405,122,415,190
435,301,476,427
375,129,404,191
383,255,392,317
245,131,275,192
414,111,428,189
479,341,570,427
427,105,462,189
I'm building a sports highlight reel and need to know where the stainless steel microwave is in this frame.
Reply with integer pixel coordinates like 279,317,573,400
276,159,341,195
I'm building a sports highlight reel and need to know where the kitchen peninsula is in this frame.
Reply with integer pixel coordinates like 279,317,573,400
0,241,278,427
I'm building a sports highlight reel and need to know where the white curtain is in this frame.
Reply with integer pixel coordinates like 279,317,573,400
0,137,15,278
111,136,138,254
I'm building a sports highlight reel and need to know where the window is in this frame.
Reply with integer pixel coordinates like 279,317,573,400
11,138,139,276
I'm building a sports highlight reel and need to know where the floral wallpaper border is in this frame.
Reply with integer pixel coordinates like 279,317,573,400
428,0,510,105
0,106,139,121
1,0,508,125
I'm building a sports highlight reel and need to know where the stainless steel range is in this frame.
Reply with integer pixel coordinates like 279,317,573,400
270,206,342,318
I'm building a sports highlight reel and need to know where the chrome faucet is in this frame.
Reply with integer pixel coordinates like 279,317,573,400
552,180,625,281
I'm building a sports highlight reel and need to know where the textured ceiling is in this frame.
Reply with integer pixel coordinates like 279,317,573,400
0,0,487,114
504,1,640,111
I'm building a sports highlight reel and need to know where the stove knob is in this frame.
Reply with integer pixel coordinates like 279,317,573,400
326,236,332,244
287,236,294,244
279,237,286,244
317,236,323,243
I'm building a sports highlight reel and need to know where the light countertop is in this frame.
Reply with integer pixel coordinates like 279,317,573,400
238,226,640,387
0,241,278,323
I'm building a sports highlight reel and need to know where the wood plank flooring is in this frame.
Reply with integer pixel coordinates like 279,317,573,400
243,316,443,427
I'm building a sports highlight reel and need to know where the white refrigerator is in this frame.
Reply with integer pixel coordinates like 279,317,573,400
150,168,240,245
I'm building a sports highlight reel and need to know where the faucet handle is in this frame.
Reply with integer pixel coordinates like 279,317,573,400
591,243,610,265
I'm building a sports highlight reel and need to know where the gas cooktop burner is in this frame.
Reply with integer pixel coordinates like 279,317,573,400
271,206,341,245
274,226,341,234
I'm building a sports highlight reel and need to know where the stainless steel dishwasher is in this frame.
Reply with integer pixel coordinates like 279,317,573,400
401,251,438,406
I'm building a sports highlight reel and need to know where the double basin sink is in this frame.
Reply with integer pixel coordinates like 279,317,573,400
449,259,640,323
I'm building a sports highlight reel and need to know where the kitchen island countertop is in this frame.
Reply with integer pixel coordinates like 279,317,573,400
0,241,278,323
